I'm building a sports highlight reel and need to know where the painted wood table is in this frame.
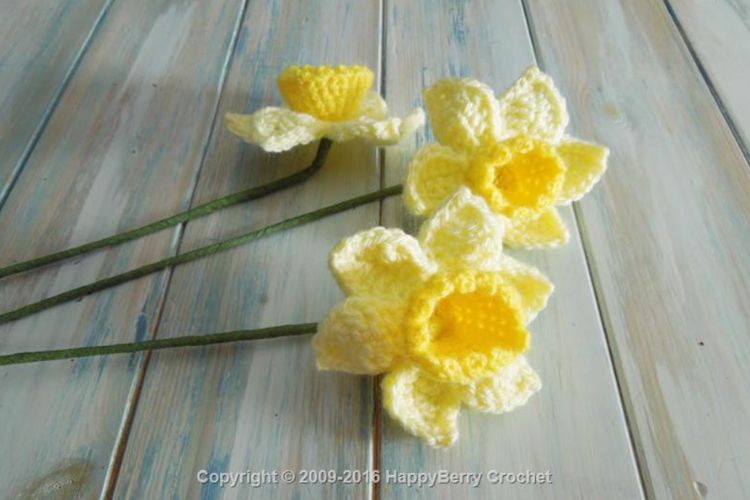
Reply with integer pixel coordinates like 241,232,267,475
1,0,749,498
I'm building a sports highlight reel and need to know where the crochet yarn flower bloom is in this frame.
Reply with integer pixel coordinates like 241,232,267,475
312,187,552,447
225,65,425,152
405,66,609,248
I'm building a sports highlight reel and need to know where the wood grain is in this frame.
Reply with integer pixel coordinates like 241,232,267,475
0,0,112,204
666,0,750,152
524,0,750,497
3,0,749,497
378,1,643,498
0,0,245,496
113,1,383,498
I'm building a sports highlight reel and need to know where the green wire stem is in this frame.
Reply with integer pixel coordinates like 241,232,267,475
0,139,333,279
0,323,317,366
0,184,403,325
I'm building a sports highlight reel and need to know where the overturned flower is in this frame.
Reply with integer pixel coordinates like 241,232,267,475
226,65,424,152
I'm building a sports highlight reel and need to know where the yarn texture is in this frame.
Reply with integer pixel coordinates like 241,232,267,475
313,188,551,447
225,65,425,152
405,66,609,248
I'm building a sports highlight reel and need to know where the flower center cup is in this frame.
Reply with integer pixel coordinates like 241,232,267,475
469,136,565,215
406,271,529,384
277,65,374,122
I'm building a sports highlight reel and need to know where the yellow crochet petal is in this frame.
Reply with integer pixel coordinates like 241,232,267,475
503,208,569,249
277,65,374,122
329,227,436,299
225,109,323,153
382,364,462,448
324,108,425,145
418,187,505,272
557,138,609,204
497,66,569,143
406,271,530,384
404,144,470,216
461,356,541,414
357,91,388,119
423,78,503,153
313,296,407,374
498,256,553,323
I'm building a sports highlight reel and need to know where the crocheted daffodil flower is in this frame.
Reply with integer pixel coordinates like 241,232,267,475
405,67,609,248
313,187,552,447
225,65,425,152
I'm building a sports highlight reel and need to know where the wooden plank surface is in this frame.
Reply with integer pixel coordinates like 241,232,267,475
0,0,112,203
378,1,643,498
2,0,750,498
0,0,245,496
112,1,383,498
523,0,750,497
666,0,750,152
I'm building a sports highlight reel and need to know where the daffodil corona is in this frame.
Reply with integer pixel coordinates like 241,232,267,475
225,65,424,152
405,67,609,248
313,188,553,447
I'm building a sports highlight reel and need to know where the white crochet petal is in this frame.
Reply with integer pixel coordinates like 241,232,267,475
497,66,569,143
556,137,609,204
329,227,436,299
404,144,470,217
418,187,506,272
461,356,542,414
357,91,389,119
498,255,554,323
313,296,407,375
324,108,425,145
382,364,463,448
225,108,324,152
503,207,569,249
423,78,504,153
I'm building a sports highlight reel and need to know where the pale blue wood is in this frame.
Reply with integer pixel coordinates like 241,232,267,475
2,0,749,498
667,0,750,153
113,1,382,498
0,0,112,205
0,0,247,496
524,0,750,498
378,1,643,498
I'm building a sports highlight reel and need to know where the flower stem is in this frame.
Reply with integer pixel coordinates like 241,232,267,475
0,184,403,325
0,323,318,366
0,139,333,280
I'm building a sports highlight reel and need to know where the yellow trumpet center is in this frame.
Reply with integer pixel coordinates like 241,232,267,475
406,271,529,384
470,136,565,215
277,65,374,122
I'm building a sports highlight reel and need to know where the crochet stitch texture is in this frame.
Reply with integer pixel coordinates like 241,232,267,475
225,64,424,152
313,188,552,447
405,66,608,248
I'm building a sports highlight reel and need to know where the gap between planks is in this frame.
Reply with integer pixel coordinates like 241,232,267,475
371,1,387,499
12,0,739,495
99,0,252,496
660,0,750,167
518,0,651,498
521,0,750,498
0,0,117,211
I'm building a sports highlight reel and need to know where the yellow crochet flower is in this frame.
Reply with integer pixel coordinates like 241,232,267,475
313,187,552,447
405,67,609,248
225,65,425,152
